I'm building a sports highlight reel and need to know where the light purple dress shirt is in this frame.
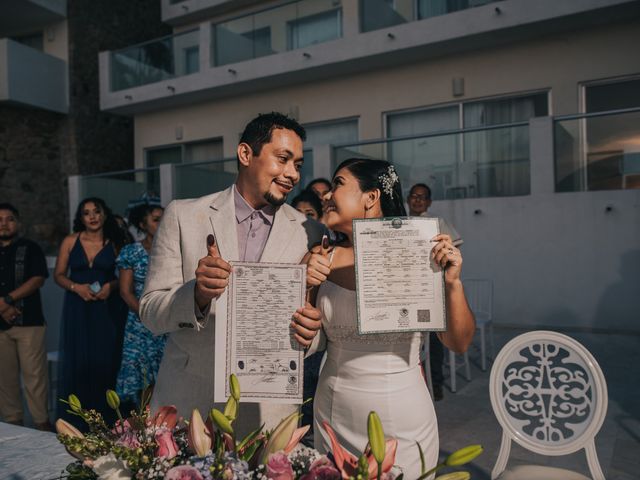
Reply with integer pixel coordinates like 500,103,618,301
233,185,275,262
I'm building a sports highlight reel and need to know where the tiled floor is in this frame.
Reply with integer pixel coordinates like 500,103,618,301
434,327,640,480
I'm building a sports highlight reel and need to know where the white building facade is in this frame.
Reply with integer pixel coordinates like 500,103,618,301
95,0,640,332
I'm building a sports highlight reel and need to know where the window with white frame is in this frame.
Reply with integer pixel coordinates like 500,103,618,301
386,92,548,199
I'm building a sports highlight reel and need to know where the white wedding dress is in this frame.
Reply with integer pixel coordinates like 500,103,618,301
313,281,439,479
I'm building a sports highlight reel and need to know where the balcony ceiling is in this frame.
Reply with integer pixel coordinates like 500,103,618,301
0,0,66,37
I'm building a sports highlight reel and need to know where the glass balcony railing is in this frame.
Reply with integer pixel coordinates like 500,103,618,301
554,108,640,192
334,123,530,200
361,0,498,33
110,29,200,91
174,159,238,199
212,0,343,66
78,168,161,216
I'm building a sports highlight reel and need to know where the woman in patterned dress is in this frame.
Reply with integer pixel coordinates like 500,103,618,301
115,204,166,405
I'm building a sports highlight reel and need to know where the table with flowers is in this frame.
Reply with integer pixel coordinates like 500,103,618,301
0,421,73,479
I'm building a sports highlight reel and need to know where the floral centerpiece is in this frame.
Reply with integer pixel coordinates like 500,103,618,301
54,375,482,480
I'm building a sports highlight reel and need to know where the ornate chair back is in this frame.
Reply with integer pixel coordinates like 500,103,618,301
489,331,607,480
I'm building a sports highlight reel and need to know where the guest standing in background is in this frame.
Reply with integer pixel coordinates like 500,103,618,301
115,204,166,409
0,203,52,431
291,189,323,221
54,198,127,430
114,214,135,245
306,178,332,200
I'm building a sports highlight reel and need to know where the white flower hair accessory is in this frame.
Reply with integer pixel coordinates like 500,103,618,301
379,165,399,197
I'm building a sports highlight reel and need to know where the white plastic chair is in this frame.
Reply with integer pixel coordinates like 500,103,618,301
489,331,608,480
464,278,495,371
447,348,471,393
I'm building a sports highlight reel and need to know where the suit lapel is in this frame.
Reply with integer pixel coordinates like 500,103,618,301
260,206,297,263
209,186,240,262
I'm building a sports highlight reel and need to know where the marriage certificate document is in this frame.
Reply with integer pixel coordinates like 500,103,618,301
214,262,306,404
353,217,446,334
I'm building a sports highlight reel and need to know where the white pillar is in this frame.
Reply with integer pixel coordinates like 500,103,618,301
529,116,555,195
67,175,81,230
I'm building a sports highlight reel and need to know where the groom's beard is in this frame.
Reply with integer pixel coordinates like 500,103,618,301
0,233,16,242
264,191,288,207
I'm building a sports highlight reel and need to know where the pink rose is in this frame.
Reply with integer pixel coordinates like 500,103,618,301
266,452,295,480
164,465,204,480
299,456,342,480
155,429,179,459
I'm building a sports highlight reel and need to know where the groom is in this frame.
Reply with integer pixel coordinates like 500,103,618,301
141,112,325,434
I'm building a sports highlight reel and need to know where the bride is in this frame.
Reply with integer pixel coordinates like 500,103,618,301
305,158,476,478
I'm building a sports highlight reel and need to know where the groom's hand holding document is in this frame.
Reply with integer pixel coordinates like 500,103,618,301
194,234,232,310
195,234,321,346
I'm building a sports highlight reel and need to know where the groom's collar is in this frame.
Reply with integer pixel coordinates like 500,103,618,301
232,184,275,225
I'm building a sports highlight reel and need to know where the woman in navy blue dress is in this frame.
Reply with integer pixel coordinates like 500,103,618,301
54,198,127,429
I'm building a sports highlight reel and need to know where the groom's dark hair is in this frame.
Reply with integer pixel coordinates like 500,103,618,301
239,112,306,158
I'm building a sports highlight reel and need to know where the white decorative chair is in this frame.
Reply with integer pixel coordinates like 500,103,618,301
489,331,608,480
464,278,495,371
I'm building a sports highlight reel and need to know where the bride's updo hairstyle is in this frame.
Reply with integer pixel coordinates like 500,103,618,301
334,158,407,217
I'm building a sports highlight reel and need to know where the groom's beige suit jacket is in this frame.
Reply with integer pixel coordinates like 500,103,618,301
140,185,324,435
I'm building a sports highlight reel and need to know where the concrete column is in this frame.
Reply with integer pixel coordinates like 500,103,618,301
529,116,555,195
342,0,360,39
67,175,81,230
160,163,176,206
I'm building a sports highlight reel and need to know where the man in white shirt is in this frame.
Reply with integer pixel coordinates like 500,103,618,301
407,183,463,400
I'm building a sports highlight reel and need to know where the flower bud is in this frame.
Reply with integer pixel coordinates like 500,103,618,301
188,409,212,457
223,396,238,422
445,445,483,466
230,374,241,401
106,390,120,410
210,408,234,436
367,411,385,464
357,454,369,476
55,418,84,439
261,410,301,463
68,394,82,413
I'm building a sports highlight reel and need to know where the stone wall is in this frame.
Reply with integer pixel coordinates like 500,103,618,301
0,0,170,254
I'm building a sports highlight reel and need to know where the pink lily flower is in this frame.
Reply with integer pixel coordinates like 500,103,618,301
151,405,178,429
322,421,397,480
188,409,213,456
284,425,310,454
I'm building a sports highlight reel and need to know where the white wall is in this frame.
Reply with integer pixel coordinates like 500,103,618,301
434,190,640,333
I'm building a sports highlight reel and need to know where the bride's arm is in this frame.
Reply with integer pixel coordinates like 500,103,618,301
438,279,475,353
431,234,475,353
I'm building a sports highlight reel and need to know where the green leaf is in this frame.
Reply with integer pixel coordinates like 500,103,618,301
416,441,426,475
237,423,265,452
